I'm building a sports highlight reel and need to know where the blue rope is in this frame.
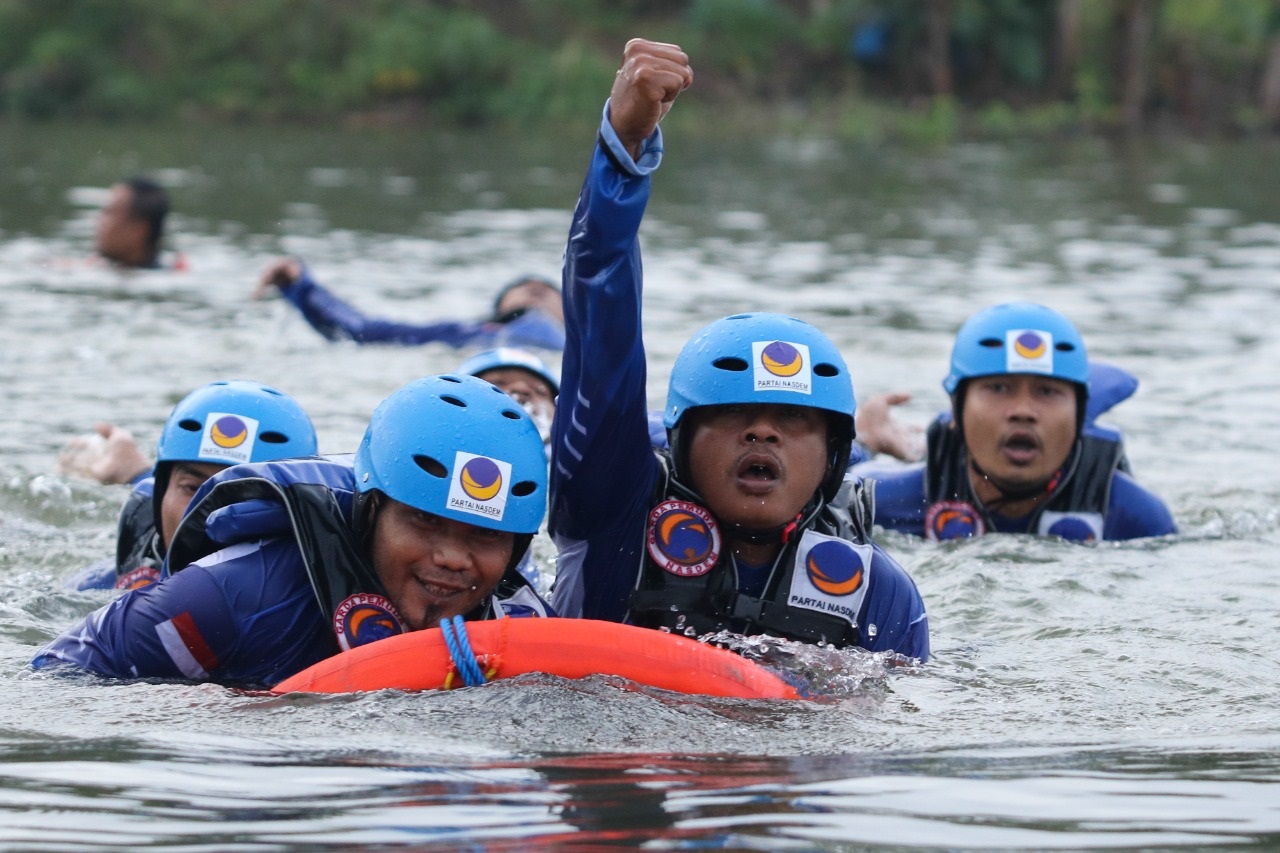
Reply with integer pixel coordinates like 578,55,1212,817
439,615,486,687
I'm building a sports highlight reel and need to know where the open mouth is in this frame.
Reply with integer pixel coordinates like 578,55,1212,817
736,454,781,490
999,431,1042,465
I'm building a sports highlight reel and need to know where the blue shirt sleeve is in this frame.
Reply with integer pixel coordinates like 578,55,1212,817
1103,471,1178,540
280,267,564,350
861,546,930,660
857,464,928,537
34,539,331,687
549,104,665,621
64,558,117,591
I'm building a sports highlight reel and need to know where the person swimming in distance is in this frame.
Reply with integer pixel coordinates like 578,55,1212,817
254,257,564,351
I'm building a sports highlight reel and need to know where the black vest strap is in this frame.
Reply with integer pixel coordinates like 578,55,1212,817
630,451,867,648
166,477,385,622
924,416,1123,529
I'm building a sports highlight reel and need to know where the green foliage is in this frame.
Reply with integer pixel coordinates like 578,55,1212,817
686,0,798,87
491,39,616,127
899,95,961,146
0,0,1276,135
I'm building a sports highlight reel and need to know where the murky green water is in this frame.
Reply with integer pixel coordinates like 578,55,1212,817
1,121,1278,849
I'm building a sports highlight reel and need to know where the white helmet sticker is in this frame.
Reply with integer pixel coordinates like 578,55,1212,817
1005,329,1054,375
446,451,512,521
198,412,260,465
752,340,812,394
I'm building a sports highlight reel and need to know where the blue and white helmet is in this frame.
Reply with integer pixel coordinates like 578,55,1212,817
156,380,317,467
153,380,316,545
458,347,559,395
944,302,1089,394
354,374,547,534
665,312,856,501
944,302,1091,438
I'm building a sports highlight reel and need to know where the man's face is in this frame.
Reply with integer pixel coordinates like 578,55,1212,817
685,404,830,531
477,367,556,442
95,184,147,265
160,461,227,550
495,279,563,324
961,374,1078,491
369,497,514,631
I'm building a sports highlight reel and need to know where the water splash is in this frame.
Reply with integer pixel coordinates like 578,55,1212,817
699,630,919,700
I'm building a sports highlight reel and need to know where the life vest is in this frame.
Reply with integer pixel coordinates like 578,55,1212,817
164,458,548,652
628,453,876,648
112,482,163,590
923,416,1124,542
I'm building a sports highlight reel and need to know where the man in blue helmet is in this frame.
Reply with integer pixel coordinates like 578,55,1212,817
253,257,564,351
459,347,560,445
61,380,319,592
33,375,552,687
863,302,1177,541
547,39,928,659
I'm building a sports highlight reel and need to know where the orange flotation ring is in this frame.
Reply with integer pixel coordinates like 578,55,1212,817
272,617,801,700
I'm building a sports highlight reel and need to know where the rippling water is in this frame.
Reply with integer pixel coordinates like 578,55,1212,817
1,123,1278,849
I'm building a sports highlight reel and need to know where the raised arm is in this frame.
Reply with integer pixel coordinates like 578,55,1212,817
549,40,692,620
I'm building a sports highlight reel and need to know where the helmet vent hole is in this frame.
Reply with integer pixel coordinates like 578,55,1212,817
440,395,466,408
1055,342,1076,352
413,455,449,478
440,375,463,384
711,356,749,372
259,431,288,444
978,337,1003,348
511,480,538,497
813,362,839,377
501,409,521,420
178,418,202,433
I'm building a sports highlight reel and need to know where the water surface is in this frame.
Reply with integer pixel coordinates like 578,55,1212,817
1,121,1277,849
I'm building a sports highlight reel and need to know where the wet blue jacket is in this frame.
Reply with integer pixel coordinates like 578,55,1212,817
279,267,565,351
34,457,552,687
548,105,928,660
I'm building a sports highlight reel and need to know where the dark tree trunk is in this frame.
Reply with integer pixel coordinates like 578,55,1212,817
1051,0,1082,99
925,0,953,96
1115,0,1157,131
1261,35,1280,128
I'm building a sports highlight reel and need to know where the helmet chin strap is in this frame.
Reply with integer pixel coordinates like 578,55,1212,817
968,456,1062,510
725,496,823,547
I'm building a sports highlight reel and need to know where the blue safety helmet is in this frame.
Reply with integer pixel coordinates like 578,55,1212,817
458,347,559,395
665,312,856,502
354,374,547,536
943,302,1089,393
944,302,1090,437
153,380,317,545
156,380,318,466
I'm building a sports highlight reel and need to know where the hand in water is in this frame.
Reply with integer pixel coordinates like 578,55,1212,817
855,392,925,463
58,423,152,485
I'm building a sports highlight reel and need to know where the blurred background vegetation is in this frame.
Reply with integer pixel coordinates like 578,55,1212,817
3,0,1280,141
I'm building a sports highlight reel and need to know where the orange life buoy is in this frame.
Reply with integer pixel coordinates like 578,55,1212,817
271,618,801,700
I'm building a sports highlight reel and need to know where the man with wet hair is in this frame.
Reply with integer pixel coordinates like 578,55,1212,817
548,39,928,659
95,176,172,269
254,258,564,351
862,302,1177,542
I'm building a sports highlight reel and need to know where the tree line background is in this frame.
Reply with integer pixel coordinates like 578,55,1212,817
3,0,1280,140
